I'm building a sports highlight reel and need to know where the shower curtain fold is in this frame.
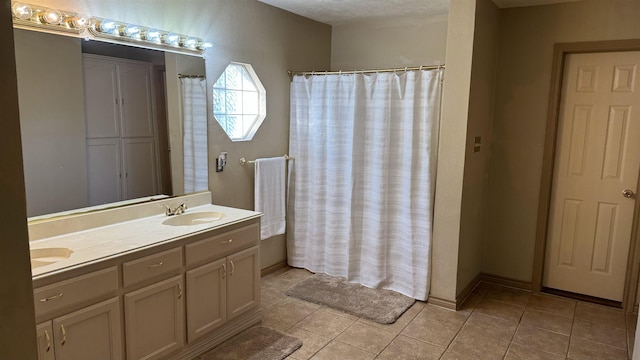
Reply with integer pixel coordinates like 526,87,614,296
181,77,208,194
287,69,441,300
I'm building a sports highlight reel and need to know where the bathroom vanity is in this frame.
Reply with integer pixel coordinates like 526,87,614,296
29,192,262,360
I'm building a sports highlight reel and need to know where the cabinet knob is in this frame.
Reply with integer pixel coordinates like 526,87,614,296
44,329,51,352
40,292,64,302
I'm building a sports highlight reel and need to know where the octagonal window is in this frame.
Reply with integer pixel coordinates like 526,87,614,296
213,62,266,141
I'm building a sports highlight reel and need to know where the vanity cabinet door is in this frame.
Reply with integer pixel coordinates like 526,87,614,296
87,138,122,206
186,258,227,343
36,322,55,360
52,297,123,360
226,246,260,321
124,275,185,360
122,137,158,200
118,63,154,138
83,58,120,139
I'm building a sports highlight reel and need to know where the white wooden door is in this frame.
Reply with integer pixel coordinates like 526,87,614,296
83,57,120,139
226,246,260,320
122,138,158,200
544,51,640,301
52,297,123,360
124,275,185,360
87,138,122,206
118,63,154,138
186,259,227,343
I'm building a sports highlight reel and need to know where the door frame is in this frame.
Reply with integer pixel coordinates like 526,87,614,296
533,39,640,311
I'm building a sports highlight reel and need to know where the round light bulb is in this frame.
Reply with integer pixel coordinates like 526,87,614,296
11,2,32,20
144,29,162,43
183,37,198,49
198,42,213,51
67,15,89,30
98,19,117,33
122,25,141,38
41,8,62,25
164,33,180,46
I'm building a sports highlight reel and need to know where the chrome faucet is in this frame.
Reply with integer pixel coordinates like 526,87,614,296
164,201,187,216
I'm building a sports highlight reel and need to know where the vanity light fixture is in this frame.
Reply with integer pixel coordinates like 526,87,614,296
90,17,212,55
11,1,213,56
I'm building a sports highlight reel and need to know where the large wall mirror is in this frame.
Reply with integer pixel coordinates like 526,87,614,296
13,27,207,218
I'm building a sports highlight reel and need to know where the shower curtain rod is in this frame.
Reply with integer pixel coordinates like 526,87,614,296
287,64,445,77
178,74,206,78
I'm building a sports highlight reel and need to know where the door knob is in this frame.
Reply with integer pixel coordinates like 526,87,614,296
623,189,635,198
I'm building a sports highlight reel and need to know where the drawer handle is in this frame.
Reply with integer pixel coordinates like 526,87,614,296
40,292,64,302
221,238,233,244
222,263,227,279
230,260,235,277
148,261,164,269
44,329,51,352
60,324,66,346
177,281,183,299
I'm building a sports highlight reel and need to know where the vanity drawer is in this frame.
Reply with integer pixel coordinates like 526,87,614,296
34,266,118,318
186,223,259,266
123,247,182,288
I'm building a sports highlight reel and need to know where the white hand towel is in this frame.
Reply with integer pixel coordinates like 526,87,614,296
255,157,286,240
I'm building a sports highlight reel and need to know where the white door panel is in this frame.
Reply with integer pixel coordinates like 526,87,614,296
544,51,640,301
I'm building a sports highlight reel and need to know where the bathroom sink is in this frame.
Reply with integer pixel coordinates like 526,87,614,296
30,247,74,268
162,211,226,226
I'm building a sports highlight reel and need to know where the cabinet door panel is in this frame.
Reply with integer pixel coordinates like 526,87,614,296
36,322,55,360
53,297,122,360
83,58,120,138
226,246,259,320
186,259,226,342
87,138,122,206
124,275,184,360
122,138,158,200
118,63,154,138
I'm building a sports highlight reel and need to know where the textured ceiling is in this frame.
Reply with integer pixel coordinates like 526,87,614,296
257,0,582,25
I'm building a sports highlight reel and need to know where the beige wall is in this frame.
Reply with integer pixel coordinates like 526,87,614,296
14,29,88,217
331,14,447,70
484,0,640,281
457,0,500,295
431,0,477,302
0,2,38,357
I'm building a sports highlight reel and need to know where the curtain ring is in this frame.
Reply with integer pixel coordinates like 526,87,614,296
404,66,408,72
419,65,423,71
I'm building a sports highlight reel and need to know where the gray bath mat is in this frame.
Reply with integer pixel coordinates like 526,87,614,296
286,273,415,324
196,326,302,360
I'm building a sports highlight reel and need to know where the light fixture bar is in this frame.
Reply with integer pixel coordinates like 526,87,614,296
10,1,213,57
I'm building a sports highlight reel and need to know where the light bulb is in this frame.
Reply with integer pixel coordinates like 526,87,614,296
122,24,140,38
143,29,162,43
164,33,180,46
41,8,62,25
198,42,213,51
11,2,32,20
67,14,89,30
183,37,198,49
98,19,118,34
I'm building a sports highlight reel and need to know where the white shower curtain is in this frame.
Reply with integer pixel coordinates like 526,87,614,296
181,78,208,193
287,69,441,300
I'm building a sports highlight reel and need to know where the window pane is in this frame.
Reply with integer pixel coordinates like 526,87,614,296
242,70,257,91
213,71,225,89
242,91,259,114
226,65,243,90
213,89,226,114
225,90,241,114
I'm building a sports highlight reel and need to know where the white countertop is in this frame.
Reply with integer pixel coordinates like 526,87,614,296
30,204,261,279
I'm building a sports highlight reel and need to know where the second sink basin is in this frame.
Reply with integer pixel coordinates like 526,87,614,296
30,247,74,268
162,211,226,226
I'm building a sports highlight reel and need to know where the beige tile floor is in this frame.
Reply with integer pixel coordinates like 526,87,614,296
260,267,638,360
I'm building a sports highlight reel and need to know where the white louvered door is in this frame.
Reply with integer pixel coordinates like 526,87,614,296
544,51,640,301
